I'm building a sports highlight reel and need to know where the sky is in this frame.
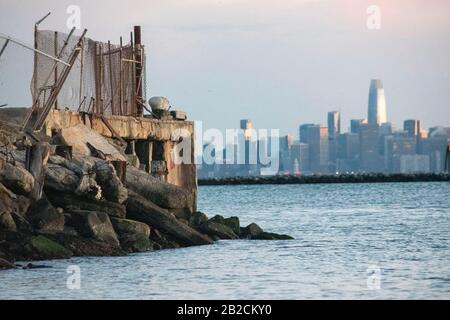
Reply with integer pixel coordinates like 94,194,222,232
0,0,449,136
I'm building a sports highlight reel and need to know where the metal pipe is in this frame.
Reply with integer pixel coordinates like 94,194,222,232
0,33,70,66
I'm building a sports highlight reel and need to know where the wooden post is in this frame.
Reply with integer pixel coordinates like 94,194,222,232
119,36,123,116
107,40,115,115
79,38,84,108
54,31,58,109
26,142,51,200
134,26,143,117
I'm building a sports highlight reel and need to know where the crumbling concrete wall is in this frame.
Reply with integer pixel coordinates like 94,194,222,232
43,110,197,198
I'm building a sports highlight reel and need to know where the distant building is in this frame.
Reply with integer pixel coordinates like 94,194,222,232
327,111,340,171
240,119,254,140
400,154,430,173
291,142,310,173
404,119,421,138
384,134,416,172
299,123,315,143
336,133,359,172
327,111,341,137
350,119,367,134
304,125,328,173
359,124,381,172
368,79,387,125
422,127,450,172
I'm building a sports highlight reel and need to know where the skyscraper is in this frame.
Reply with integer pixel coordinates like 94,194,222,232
368,79,387,125
304,125,329,173
327,111,341,138
404,119,421,138
350,119,367,134
327,111,340,171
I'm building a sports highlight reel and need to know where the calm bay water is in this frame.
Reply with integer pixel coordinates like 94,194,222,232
1,182,449,299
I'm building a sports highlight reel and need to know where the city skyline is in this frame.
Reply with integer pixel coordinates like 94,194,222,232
1,0,449,135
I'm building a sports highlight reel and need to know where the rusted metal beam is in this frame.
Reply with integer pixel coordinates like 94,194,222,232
134,26,143,117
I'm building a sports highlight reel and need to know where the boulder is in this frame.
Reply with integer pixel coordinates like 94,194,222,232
45,232,125,257
94,159,127,204
45,164,80,192
240,223,264,239
250,232,294,240
0,231,73,261
28,235,72,259
45,192,126,219
126,190,213,247
67,210,120,247
126,166,194,211
52,124,126,161
26,198,65,232
209,215,240,235
0,158,34,195
75,175,102,200
199,220,238,240
189,211,208,227
111,218,152,252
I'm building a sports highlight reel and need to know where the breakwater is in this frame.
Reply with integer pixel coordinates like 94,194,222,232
198,173,450,186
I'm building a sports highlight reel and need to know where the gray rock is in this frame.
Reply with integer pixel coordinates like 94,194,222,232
199,220,238,240
240,223,264,239
26,198,65,232
111,218,152,252
94,159,128,204
189,211,208,227
45,164,80,192
126,190,213,247
209,215,240,235
250,232,294,240
46,192,126,219
0,159,35,195
67,210,120,246
126,166,194,211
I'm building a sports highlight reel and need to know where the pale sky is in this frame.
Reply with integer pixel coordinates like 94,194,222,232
0,0,449,135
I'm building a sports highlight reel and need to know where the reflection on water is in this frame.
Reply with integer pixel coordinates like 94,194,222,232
1,182,449,299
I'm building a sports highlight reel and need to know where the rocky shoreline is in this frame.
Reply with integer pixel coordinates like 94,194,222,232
0,119,292,270
198,172,450,186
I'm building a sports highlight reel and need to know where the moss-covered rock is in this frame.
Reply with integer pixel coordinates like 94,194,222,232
29,235,72,259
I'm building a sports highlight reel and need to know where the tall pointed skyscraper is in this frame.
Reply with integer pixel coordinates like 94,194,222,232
367,79,387,125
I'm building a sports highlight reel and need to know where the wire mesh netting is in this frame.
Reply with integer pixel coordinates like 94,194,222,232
33,30,142,117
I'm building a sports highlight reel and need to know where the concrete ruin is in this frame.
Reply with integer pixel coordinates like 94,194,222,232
10,25,197,206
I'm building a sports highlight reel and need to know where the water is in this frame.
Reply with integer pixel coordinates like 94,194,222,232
1,182,449,299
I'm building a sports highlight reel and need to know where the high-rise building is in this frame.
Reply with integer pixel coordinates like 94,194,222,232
299,123,314,143
384,134,416,172
350,119,367,134
359,124,381,172
404,119,422,153
368,79,387,125
327,111,340,172
327,111,341,138
304,125,329,173
336,133,359,173
404,119,421,138
240,119,254,140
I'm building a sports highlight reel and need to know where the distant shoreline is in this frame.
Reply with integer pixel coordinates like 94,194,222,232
198,173,450,186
